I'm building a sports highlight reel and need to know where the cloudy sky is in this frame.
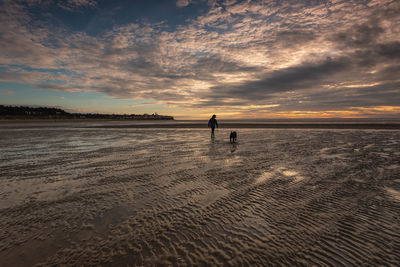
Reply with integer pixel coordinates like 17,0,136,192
0,0,399,119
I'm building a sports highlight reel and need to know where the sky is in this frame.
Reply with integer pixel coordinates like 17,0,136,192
0,0,399,119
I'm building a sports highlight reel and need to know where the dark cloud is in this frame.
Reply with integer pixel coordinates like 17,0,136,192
208,57,351,100
331,3,400,48
375,42,400,59
292,81,400,111
332,19,383,48
193,56,261,74
377,64,400,81
329,3,400,67
274,30,316,48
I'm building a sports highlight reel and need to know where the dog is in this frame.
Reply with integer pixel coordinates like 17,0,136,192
230,131,237,143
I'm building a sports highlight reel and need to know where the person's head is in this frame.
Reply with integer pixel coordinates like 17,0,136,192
212,114,216,118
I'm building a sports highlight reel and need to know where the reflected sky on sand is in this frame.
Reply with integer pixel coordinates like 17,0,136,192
1,123,400,265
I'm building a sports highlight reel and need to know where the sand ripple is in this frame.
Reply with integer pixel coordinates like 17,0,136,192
0,127,400,265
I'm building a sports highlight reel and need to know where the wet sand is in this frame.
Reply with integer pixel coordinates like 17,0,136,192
88,122,400,129
2,119,400,129
1,125,400,265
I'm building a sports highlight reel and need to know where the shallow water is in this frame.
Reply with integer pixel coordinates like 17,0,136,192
1,125,400,265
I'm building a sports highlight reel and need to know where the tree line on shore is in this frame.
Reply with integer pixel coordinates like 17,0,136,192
0,105,174,120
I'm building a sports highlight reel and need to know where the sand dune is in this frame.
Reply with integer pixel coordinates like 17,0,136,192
0,126,400,266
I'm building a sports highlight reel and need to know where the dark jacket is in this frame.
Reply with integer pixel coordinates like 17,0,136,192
208,118,218,128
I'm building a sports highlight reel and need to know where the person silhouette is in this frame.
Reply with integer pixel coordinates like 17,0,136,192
208,114,218,137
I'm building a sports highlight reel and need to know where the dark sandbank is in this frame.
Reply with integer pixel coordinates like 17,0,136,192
1,119,399,130
87,122,400,130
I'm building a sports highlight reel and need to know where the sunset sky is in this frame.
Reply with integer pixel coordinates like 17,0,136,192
0,0,399,119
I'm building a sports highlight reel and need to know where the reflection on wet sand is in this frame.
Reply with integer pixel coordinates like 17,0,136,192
0,125,400,265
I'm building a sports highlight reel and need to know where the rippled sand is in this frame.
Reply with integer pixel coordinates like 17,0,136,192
1,125,400,266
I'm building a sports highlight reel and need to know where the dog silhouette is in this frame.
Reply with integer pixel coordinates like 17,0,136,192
230,131,237,143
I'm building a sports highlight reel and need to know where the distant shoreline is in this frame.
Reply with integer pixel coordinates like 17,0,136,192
0,105,174,121
0,118,172,124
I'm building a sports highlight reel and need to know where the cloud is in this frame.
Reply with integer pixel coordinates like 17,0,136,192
211,57,352,100
58,0,97,11
176,0,216,8
176,0,192,8
36,83,85,92
0,0,399,117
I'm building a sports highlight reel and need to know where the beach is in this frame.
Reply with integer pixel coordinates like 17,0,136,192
1,122,400,265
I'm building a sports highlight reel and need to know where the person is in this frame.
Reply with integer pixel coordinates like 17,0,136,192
208,114,218,137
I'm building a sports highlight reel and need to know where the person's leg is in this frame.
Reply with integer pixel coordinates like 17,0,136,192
211,127,215,135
